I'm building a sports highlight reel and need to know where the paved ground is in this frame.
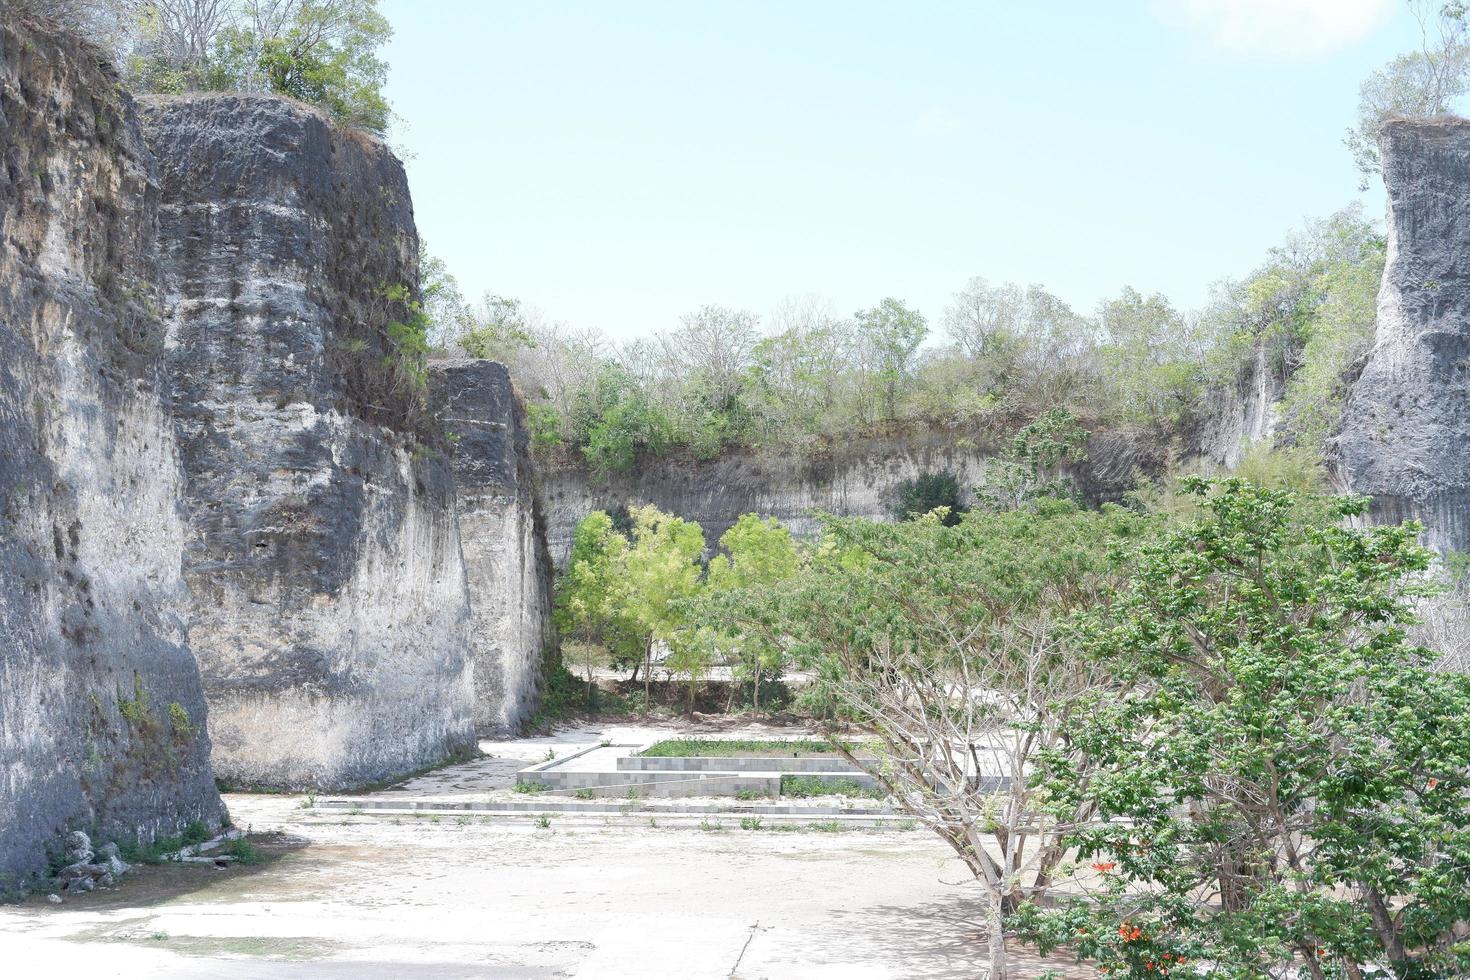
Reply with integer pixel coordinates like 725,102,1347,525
0,720,1090,978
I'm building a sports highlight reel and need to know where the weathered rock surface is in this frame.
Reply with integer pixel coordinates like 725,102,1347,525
1191,343,1284,468
431,360,557,734
0,15,223,892
140,94,475,789
1338,117,1470,553
540,426,1164,563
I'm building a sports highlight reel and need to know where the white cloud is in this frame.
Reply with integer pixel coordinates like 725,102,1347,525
1157,0,1394,58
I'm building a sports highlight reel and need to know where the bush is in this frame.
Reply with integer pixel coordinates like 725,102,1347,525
893,470,966,524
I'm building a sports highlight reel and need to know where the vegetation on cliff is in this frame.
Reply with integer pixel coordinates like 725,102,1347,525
423,207,1383,482
30,0,393,131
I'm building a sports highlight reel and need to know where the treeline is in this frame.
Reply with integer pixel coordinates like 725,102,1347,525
429,208,1383,477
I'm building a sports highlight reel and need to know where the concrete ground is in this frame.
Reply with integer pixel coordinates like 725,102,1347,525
0,721,1089,978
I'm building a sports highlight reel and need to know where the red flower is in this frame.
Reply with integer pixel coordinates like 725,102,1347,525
1427,777,1440,790
1091,861,1117,873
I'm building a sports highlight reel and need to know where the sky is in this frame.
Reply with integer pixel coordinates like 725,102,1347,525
380,0,1426,342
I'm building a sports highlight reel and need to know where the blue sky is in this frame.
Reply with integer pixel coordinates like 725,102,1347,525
381,0,1423,341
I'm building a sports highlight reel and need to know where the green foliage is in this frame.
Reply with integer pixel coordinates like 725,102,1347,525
122,0,394,132
525,403,563,453
974,408,1089,511
779,775,885,799
377,281,431,392
117,671,154,730
454,295,536,363
1346,4,1470,186
570,364,675,473
1201,208,1384,465
854,297,929,419
225,837,264,865
638,739,843,758
167,702,196,739
892,470,966,525
1017,479,1470,978
696,514,802,708
513,781,549,795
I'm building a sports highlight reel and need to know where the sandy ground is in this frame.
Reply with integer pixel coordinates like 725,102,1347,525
0,721,1089,978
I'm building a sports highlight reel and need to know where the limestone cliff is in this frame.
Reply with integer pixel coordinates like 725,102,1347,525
1191,344,1285,469
0,16,223,891
540,426,1163,563
431,361,557,734
1338,117,1470,553
140,94,475,789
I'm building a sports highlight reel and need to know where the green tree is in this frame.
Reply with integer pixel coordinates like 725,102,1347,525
1016,479,1470,979
854,297,928,420
554,511,637,672
713,501,1144,977
1097,286,1201,426
702,514,800,709
974,408,1089,512
619,505,706,704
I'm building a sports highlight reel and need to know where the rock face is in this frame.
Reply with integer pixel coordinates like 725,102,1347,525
140,94,475,789
431,361,557,734
540,426,1163,563
1191,344,1284,468
0,16,223,892
1338,117,1470,553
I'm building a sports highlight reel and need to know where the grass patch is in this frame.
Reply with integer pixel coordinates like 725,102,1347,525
224,838,264,865
638,738,852,758
514,780,550,795
117,821,218,865
780,775,885,799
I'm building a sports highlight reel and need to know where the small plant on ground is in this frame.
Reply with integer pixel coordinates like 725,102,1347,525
225,838,263,865
740,817,764,831
734,789,766,801
298,794,316,810
514,780,550,795
534,815,551,829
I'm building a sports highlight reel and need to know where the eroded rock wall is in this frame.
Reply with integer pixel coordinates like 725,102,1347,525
1191,344,1285,469
1338,117,1470,554
540,427,1162,564
431,360,557,734
0,16,223,891
140,94,474,789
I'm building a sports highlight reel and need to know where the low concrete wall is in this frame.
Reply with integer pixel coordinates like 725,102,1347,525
517,745,881,798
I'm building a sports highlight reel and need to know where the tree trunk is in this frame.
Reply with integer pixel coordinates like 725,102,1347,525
1365,886,1410,970
644,640,652,706
753,663,761,712
986,889,1009,979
